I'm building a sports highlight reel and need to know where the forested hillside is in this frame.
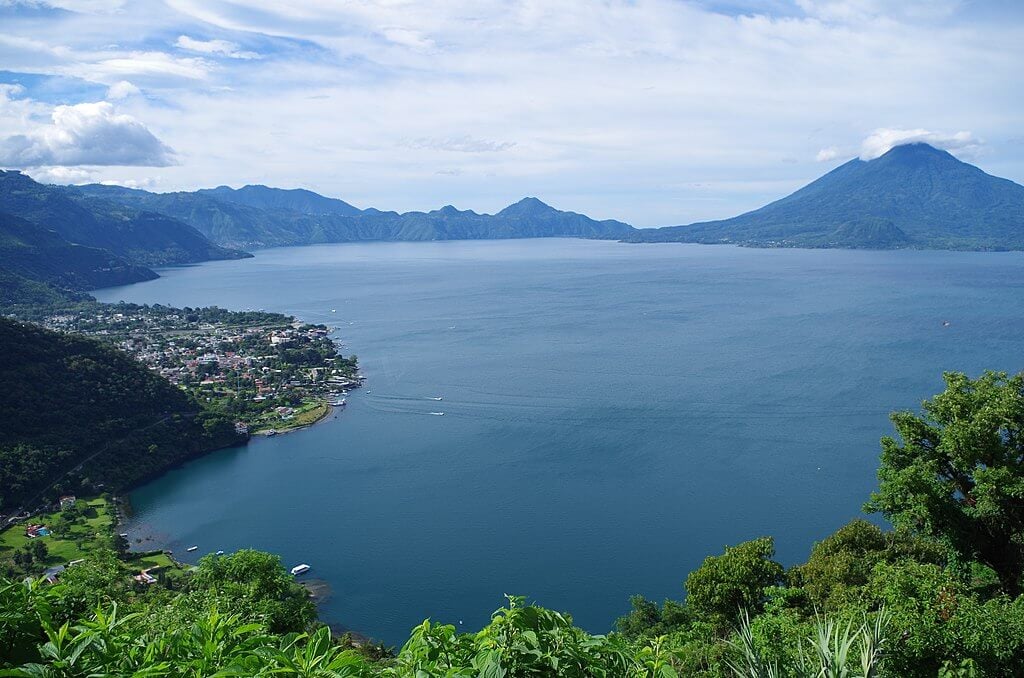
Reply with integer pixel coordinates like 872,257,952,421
0,318,243,511
72,184,636,249
0,211,157,291
2,371,1024,675
0,170,248,267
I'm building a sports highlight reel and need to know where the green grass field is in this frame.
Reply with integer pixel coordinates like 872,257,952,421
0,497,115,569
254,399,329,433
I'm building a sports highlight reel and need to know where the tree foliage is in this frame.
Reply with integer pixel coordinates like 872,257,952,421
866,371,1024,596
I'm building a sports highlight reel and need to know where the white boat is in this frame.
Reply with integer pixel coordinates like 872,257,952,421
291,563,311,576
429,411,445,416
430,397,443,401
186,546,198,552
216,550,225,556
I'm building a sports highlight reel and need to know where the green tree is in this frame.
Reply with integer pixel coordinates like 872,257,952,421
791,519,943,609
28,540,47,563
685,537,784,628
191,549,316,633
865,371,1024,596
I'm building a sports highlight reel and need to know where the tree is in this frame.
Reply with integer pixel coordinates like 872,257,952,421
28,540,47,563
866,371,1024,596
684,537,784,627
791,519,944,609
191,549,316,633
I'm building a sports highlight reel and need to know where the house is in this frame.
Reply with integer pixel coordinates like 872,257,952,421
43,565,65,585
133,566,161,585
59,495,76,510
25,524,50,538
234,421,249,434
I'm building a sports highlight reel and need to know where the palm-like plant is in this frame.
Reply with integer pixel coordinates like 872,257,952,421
728,608,888,678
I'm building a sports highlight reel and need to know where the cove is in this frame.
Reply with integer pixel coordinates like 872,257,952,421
94,238,1024,645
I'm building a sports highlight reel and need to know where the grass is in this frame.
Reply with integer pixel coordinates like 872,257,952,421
2,497,187,583
254,399,330,433
133,551,176,570
0,497,115,569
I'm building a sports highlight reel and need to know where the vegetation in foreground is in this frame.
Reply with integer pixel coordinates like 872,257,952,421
2,371,1023,675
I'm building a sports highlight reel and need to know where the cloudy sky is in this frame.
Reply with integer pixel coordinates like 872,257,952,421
1,0,1022,226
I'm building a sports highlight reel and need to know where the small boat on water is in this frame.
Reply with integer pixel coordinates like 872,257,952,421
291,563,311,576
186,546,198,552
332,398,346,407
429,411,445,416
216,550,225,556
430,396,443,401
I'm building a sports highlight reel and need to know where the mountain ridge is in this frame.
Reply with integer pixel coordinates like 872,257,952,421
629,143,1024,249
70,184,637,249
0,170,250,266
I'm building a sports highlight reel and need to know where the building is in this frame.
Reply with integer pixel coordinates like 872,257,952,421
59,495,76,510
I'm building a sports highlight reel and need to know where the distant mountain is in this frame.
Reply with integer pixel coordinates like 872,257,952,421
0,171,249,266
629,143,1024,250
196,184,362,216
73,184,636,249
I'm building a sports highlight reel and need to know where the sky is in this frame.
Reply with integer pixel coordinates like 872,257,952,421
1,0,1022,227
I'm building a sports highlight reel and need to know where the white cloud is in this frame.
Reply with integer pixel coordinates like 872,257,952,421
796,0,959,23
26,165,95,184
175,35,260,60
69,51,212,81
859,128,980,160
106,80,140,99
2,0,1022,224
100,176,156,189
0,101,175,167
402,136,516,153
815,146,840,162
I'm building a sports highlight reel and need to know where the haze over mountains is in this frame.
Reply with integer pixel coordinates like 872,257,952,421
2,142,1024,304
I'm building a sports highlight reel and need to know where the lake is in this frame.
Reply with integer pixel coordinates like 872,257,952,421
95,238,1024,645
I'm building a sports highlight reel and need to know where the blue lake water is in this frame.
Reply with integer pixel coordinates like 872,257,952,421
94,238,1024,645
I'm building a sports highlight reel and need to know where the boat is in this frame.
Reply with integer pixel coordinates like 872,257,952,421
266,429,277,436
216,550,225,556
429,411,445,416
430,396,443,401
332,398,346,407
186,546,198,552
291,563,311,576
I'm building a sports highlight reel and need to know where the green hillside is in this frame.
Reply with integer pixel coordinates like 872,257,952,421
73,184,637,249
0,170,250,266
631,143,1024,249
0,211,157,291
0,317,243,511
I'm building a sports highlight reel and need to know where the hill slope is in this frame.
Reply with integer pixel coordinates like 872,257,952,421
630,143,1024,249
0,318,242,511
72,184,636,249
197,184,362,216
0,171,250,265
0,211,157,291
